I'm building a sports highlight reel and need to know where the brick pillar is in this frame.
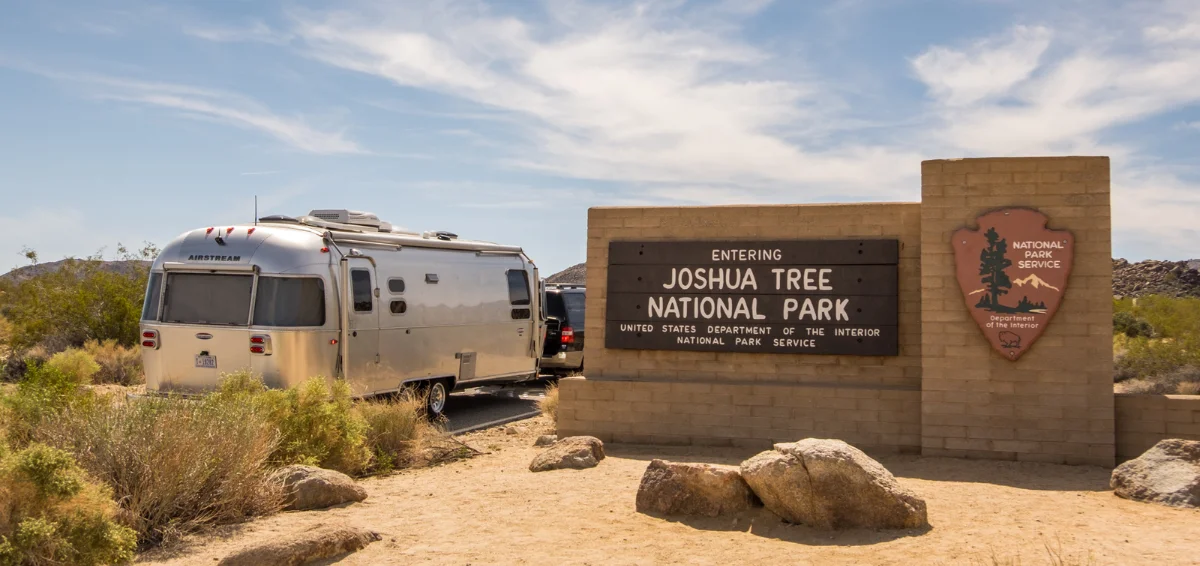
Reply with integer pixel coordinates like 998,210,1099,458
920,157,1114,466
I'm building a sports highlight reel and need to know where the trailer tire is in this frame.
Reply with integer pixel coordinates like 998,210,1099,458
422,379,448,419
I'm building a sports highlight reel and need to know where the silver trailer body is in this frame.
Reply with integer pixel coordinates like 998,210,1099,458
139,211,543,398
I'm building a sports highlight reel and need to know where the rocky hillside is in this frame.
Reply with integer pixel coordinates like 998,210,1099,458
546,263,586,285
1,259,151,282
1113,259,1200,298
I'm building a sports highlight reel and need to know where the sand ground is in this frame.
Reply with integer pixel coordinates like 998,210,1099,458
139,417,1200,566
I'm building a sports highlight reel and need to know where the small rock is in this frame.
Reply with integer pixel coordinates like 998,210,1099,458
506,426,526,435
740,438,928,530
218,525,380,566
529,436,605,472
534,435,558,447
1112,439,1200,508
636,459,759,517
271,465,368,511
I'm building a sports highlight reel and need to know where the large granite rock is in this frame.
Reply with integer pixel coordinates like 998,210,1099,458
218,525,380,566
1112,438,1200,508
529,436,605,472
636,459,759,517
271,465,368,511
740,438,928,530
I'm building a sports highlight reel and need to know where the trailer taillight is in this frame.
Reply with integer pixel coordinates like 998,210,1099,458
250,335,272,355
561,327,575,345
141,329,159,350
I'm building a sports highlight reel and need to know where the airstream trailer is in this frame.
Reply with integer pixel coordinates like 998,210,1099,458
138,209,544,416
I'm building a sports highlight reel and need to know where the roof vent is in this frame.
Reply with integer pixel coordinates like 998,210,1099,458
308,209,382,228
423,230,459,241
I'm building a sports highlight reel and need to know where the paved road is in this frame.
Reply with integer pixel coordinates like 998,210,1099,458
442,381,551,434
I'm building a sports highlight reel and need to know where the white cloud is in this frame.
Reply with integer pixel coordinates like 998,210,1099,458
911,10,1200,259
912,25,1052,107
1,61,361,155
184,21,293,45
280,1,921,200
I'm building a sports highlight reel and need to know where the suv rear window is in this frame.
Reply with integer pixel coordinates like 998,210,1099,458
562,291,586,329
545,290,585,328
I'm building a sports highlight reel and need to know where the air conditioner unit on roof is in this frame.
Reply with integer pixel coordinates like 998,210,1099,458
308,209,382,228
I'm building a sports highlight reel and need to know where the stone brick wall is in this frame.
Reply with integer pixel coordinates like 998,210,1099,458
920,157,1114,466
1115,394,1200,462
558,203,923,452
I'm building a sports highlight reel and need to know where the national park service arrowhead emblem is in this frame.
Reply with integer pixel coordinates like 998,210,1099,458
952,208,1074,361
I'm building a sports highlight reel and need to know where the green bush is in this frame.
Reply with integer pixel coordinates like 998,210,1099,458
3,364,95,447
45,349,99,385
1113,296,1200,385
0,443,136,566
1113,311,1154,338
81,340,142,386
212,373,371,476
35,393,282,546
0,244,156,353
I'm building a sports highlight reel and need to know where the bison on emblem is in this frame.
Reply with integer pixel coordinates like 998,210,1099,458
998,331,1021,349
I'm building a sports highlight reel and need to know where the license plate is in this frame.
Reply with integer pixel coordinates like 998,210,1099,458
195,355,217,369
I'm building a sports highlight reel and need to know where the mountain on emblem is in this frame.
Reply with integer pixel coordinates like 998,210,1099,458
952,208,1074,361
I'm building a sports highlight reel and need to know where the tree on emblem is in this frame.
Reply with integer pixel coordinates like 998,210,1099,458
976,227,1012,311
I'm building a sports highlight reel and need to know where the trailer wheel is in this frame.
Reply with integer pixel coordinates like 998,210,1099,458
424,379,448,419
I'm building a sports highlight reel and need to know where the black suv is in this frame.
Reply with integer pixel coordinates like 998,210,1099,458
540,284,585,375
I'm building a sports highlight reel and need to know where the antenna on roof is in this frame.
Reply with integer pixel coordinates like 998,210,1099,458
254,196,258,226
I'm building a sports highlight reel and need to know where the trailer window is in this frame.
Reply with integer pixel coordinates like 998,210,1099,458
388,278,405,294
351,269,373,312
389,300,407,314
141,272,162,321
161,273,253,326
506,270,530,306
254,277,326,327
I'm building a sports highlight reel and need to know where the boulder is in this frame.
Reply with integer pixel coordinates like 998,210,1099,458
271,465,368,511
534,434,558,447
740,439,928,530
529,436,605,472
218,525,380,566
1111,439,1200,508
635,459,759,517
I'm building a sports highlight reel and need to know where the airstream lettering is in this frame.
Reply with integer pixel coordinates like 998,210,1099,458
139,209,544,417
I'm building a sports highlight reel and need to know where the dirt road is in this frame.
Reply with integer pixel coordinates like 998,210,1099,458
141,418,1200,566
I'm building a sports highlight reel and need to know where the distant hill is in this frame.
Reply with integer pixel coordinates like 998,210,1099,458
2,259,151,282
546,263,585,285
1113,259,1200,298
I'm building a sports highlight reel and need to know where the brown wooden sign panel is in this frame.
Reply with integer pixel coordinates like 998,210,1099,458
952,208,1074,361
605,239,900,356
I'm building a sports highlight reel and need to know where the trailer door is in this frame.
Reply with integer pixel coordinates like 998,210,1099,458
346,259,381,393
505,269,536,373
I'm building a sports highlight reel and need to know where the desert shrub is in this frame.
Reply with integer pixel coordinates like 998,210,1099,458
212,373,370,476
0,443,137,565
356,395,429,473
0,347,48,384
3,364,95,447
35,393,282,546
45,349,99,385
1113,311,1153,338
1112,296,1200,386
1116,366,1200,395
0,244,156,352
539,382,559,424
82,340,142,386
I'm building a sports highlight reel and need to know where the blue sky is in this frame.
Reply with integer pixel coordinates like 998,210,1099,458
1,0,1198,275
